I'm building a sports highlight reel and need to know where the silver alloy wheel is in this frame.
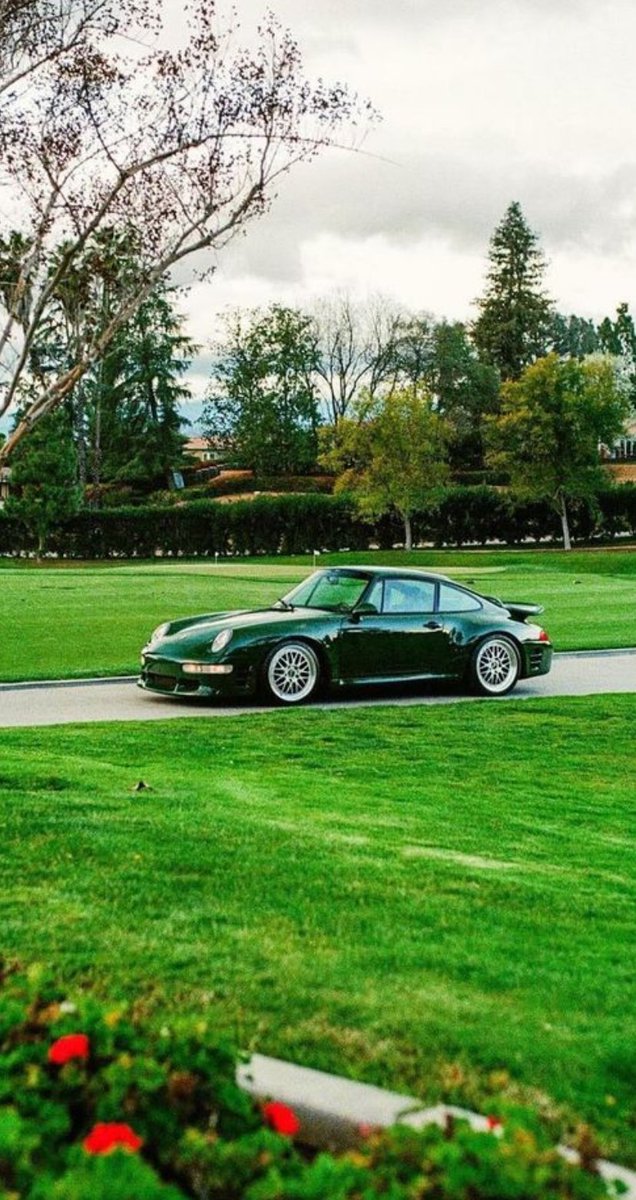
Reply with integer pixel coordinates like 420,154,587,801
475,637,519,694
266,642,319,704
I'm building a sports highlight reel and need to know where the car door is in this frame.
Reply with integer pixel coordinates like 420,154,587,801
337,576,448,681
377,576,449,676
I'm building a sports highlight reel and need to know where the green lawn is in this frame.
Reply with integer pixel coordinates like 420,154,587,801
1,695,634,1161
1,546,636,680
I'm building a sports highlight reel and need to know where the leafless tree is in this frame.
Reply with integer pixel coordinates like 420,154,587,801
0,0,151,100
310,292,404,424
0,1,370,463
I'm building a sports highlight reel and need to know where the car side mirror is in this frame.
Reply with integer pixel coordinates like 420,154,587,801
352,601,379,617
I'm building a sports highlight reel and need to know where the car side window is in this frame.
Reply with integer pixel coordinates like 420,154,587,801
438,583,482,613
382,578,436,614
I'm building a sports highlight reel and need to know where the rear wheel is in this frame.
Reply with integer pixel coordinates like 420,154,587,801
470,635,520,696
262,642,321,706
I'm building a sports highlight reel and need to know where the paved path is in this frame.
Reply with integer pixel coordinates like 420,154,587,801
0,649,633,728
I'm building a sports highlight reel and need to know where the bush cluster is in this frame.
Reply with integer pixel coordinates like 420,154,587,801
0,485,635,557
0,963,614,1200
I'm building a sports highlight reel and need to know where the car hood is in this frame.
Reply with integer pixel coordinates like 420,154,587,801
152,607,325,646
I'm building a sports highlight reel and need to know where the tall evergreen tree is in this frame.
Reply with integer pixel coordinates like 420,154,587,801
473,201,553,381
93,288,193,485
597,301,636,359
549,313,600,359
598,303,636,414
6,408,80,556
20,229,194,493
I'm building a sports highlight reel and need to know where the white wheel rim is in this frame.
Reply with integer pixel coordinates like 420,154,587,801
476,639,518,693
268,645,318,702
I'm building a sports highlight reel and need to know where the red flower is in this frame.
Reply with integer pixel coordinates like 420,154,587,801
48,1033,90,1066
263,1101,300,1137
83,1123,143,1155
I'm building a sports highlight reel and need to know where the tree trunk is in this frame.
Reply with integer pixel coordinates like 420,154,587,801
403,512,413,551
92,399,102,499
558,490,572,551
75,389,87,491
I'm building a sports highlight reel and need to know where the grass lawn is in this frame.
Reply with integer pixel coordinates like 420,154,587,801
1,546,635,681
1,694,634,1161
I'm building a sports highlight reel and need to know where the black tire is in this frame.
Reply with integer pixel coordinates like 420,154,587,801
469,635,521,696
261,641,321,706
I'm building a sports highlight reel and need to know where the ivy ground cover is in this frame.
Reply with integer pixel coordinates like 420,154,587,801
1,546,636,681
1,695,634,1163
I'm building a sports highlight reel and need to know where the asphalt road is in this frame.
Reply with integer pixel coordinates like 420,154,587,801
0,649,633,728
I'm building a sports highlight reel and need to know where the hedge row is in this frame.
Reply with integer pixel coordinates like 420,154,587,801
1,486,635,557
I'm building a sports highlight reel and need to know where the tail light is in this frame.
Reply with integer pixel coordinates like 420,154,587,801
538,628,550,643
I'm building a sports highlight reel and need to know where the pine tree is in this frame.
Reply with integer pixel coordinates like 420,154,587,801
473,201,553,381
21,230,194,494
549,313,600,359
94,288,194,485
598,303,636,414
6,408,80,556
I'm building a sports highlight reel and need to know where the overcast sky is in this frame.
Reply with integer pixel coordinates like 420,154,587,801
172,0,636,397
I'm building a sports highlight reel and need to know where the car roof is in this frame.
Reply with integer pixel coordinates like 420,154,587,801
325,565,454,584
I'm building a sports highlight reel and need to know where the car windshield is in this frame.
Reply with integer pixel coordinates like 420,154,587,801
278,570,371,612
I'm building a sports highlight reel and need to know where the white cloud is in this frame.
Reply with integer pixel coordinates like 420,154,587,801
161,0,636,359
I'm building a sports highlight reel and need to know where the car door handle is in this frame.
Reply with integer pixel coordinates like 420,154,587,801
424,621,442,630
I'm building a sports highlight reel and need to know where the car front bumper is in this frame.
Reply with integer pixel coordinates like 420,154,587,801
138,654,255,699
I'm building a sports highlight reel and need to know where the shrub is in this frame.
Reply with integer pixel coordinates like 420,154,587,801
0,963,616,1200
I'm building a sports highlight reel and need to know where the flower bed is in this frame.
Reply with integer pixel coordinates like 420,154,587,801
0,962,617,1199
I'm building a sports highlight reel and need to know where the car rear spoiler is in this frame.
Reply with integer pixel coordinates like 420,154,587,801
483,595,544,623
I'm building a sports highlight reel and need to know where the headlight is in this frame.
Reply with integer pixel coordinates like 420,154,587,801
211,628,233,654
148,622,170,645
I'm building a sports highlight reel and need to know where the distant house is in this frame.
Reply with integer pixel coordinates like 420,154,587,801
610,416,636,461
183,436,223,464
604,417,636,483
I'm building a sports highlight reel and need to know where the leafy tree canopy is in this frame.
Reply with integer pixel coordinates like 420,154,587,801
393,317,500,469
485,353,629,549
204,305,321,475
320,385,450,549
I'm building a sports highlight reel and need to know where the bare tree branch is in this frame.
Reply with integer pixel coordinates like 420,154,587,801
0,2,374,460
311,293,403,422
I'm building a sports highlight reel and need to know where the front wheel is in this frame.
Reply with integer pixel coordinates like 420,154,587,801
262,642,321,706
470,635,521,696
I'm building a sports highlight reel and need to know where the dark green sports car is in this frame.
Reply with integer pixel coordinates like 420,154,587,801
139,566,552,704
